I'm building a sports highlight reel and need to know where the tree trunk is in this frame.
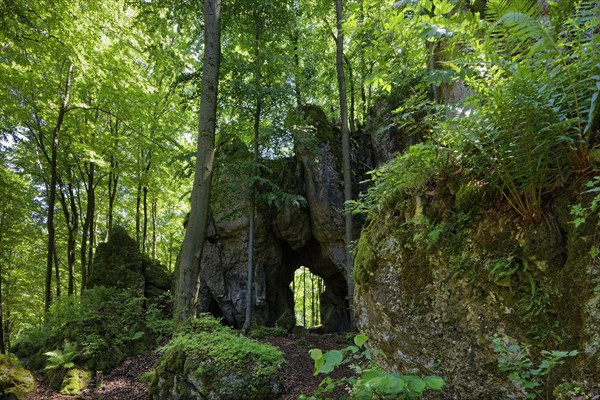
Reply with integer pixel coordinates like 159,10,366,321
245,7,262,334
142,186,148,254
45,63,73,313
58,180,78,296
175,0,221,323
344,55,356,133
335,0,355,330
0,263,5,354
152,197,157,259
80,161,94,293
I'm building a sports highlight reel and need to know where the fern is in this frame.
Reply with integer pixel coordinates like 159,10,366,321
484,0,599,171
45,342,77,371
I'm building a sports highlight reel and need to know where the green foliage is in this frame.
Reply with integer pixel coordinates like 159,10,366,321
14,287,148,372
249,326,288,339
570,176,600,262
44,342,77,371
492,334,578,399
144,292,176,340
301,334,444,400
163,315,284,372
351,144,443,218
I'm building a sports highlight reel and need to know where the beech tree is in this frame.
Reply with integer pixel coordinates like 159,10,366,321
175,0,222,322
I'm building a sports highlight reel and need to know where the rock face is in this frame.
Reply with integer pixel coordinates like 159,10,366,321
0,354,35,400
196,105,356,332
354,174,600,398
88,226,172,298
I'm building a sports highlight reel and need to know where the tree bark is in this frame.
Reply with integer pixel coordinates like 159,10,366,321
152,197,157,259
335,0,355,330
245,6,262,334
45,63,73,313
80,161,94,293
175,0,221,322
58,180,78,296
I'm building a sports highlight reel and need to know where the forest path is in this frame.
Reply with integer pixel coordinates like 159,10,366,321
26,333,352,400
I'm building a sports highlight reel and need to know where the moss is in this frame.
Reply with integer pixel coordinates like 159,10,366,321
0,354,35,400
151,316,284,400
60,368,91,395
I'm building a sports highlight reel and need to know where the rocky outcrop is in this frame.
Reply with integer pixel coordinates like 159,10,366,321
354,174,600,398
88,226,172,298
196,105,353,332
149,316,283,400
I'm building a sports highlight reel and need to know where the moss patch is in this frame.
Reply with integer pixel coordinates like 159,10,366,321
150,315,284,400
60,368,91,395
0,354,35,400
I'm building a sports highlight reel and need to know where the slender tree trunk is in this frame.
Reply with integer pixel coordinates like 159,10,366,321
302,268,306,326
80,161,94,293
136,163,142,247
311,273,315,327
335,0,355,330
142,186,148,254
87,208,95,280
105,157,117,241
0,263,5,354
59,181,77,296
175,0,221,322
152,197,157,259
292,32,302,108
45,63,73,313
67,183,77,295
53,247,60,299
344,55,356,133
245,7,263,334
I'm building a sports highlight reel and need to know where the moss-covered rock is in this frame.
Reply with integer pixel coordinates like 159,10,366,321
354,176,600,399
60,368,91,395
88,226,172,298
0,354,35,400
149,316,284,400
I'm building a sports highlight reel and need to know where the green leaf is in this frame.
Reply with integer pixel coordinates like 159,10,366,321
309,348,323,361
424,375,445,390
354,334,368,347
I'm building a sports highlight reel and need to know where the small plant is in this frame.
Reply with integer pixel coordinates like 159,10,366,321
45,342,77,371
300,334,444,400
492,334,578,399
570,176,600,264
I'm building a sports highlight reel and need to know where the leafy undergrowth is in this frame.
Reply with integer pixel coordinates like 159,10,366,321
26,332,355,400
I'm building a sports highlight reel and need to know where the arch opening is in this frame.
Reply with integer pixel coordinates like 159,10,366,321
291,266,324,329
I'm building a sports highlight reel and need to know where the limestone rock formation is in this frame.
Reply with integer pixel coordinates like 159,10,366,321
87,226,172,298
196,105,352,332
354,176,600,398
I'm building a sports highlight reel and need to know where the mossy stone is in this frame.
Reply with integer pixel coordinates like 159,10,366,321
0,354,35,400
60,368,91,395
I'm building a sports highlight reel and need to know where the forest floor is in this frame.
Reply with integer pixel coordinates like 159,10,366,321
26,333,354,400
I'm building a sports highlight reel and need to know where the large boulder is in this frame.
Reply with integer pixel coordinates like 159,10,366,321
354,176,600,398
0,354,35,400
88,226,172,298
149,316,283,400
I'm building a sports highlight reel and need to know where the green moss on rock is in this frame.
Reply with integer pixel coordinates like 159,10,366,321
149,315,284,400
60,368,91,395
0,354,35,400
